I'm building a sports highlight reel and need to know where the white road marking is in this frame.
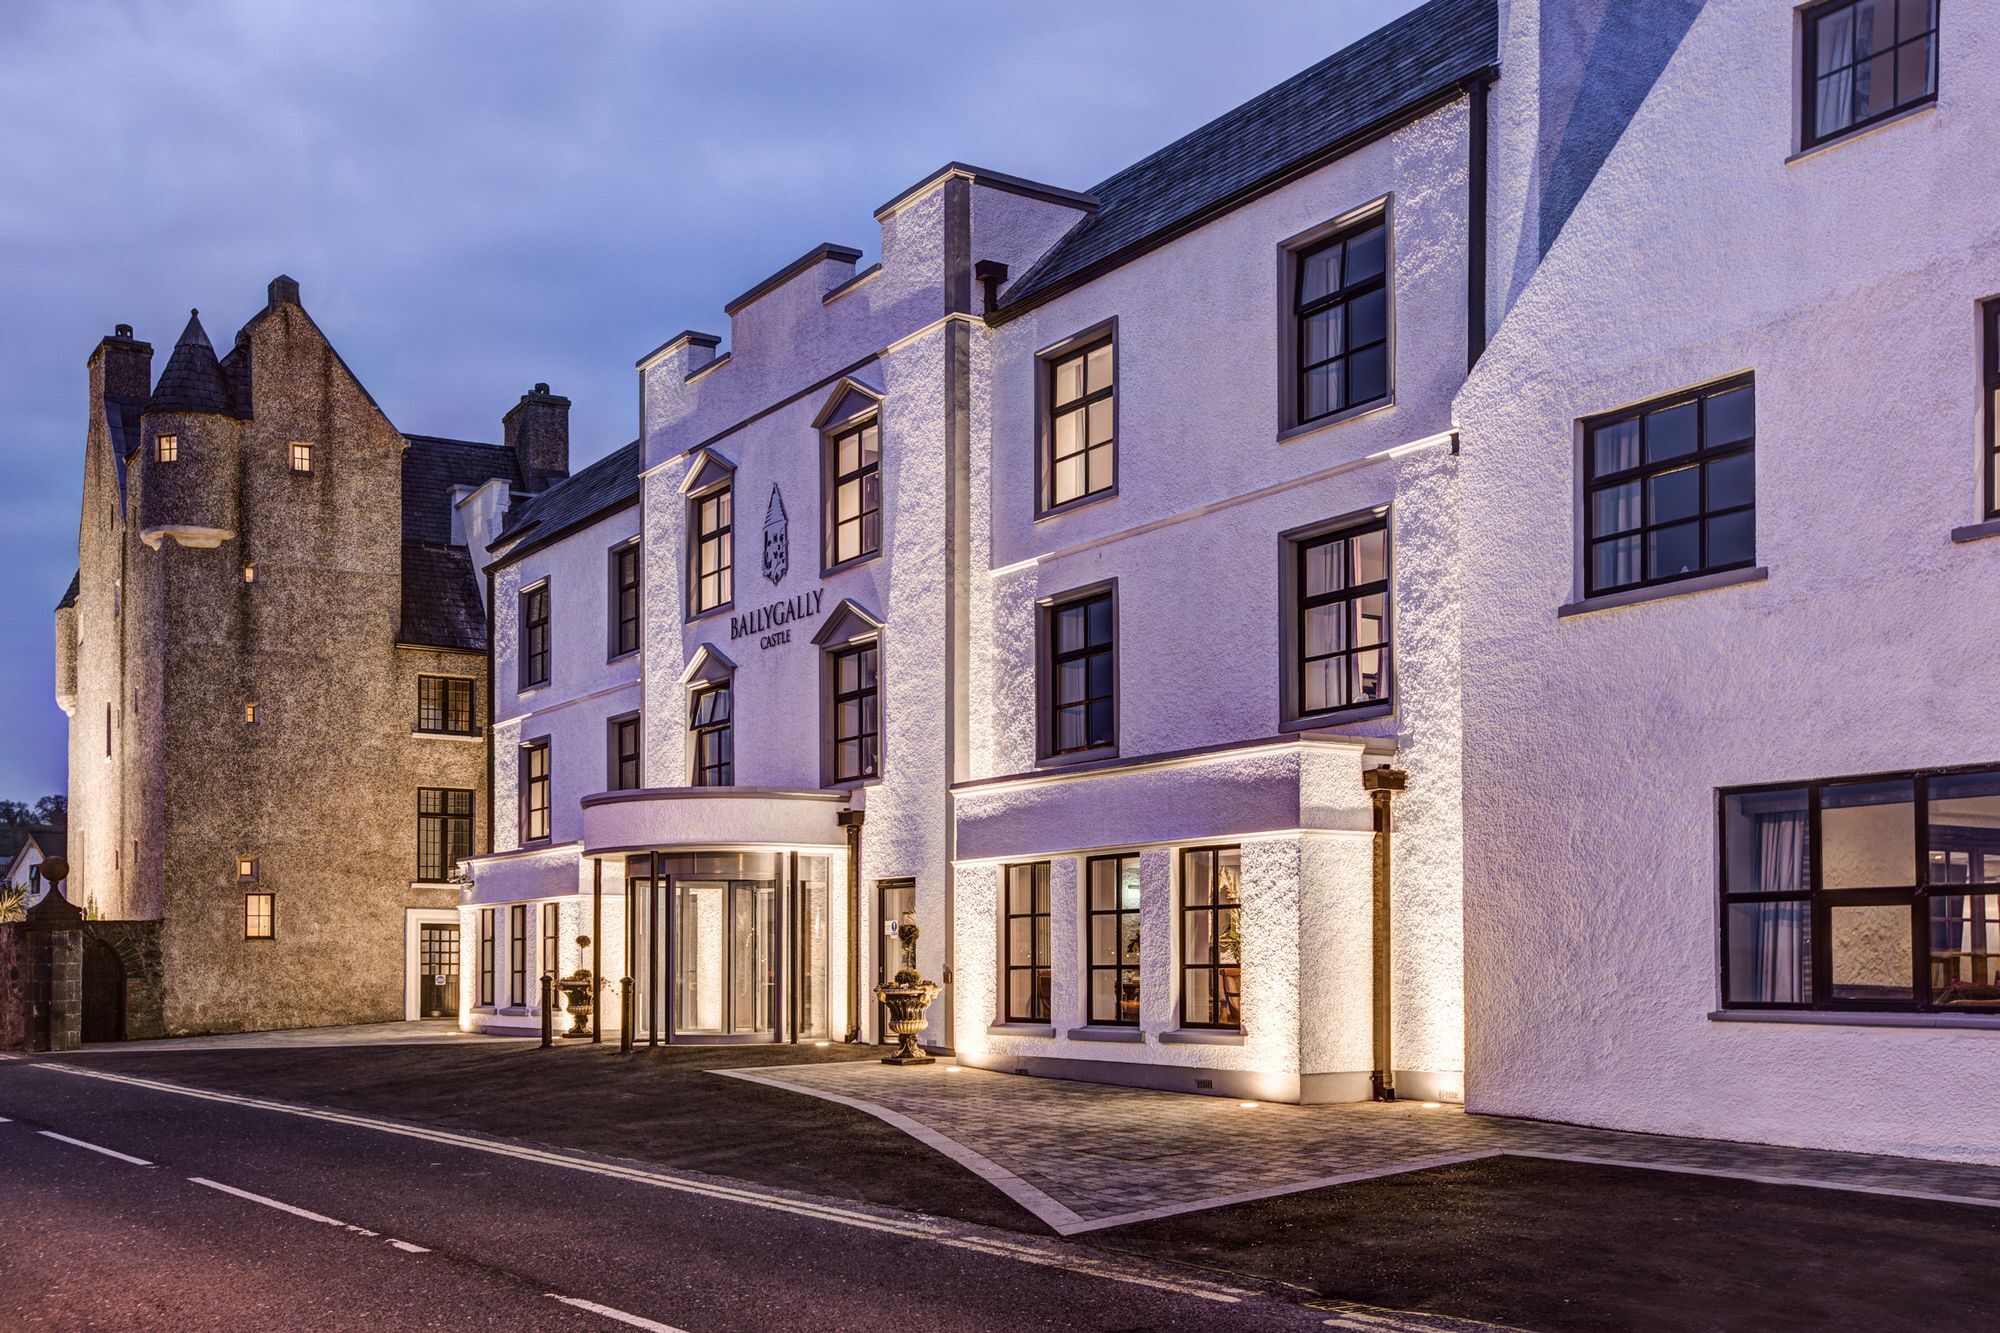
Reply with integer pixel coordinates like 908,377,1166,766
0,1115,11,1122
35,1062,1251,1305
37,1130,152,1166
546,1293,689,1332
189,1176,347,1226
345,1225,380,1237
388,1239,429,1254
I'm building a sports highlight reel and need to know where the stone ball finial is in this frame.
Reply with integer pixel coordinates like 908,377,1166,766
39,855,68,885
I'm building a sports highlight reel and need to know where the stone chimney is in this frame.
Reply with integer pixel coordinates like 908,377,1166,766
504,383,571,492
89,324,154,408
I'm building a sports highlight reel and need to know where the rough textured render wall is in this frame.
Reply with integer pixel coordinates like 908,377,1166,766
1458,0,2000,1161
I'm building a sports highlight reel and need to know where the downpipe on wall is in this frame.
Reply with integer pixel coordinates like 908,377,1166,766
839,809,864,1043
1363,765,1407,1102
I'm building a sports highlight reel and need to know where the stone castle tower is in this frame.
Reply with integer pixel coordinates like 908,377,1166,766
54,276,561,1034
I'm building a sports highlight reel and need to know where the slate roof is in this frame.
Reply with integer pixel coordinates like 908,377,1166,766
397,435,520,651
56,571,78,611
493,438,641,557
1000,0,1497,310
145,310,239,416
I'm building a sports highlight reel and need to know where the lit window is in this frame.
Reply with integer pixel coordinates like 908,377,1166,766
1583,378,1755,597
417,676,476,735
829,421,881,565
520,740,551,843
509,903,527,1007
1044,589,1115,757
237,857,258,882
1293,213,1389,426
244,702,258,725
688,686,731,787
289,442,313,473
1802,0,1937,149
245,892,275,939
1293,518,1391,717
243,564,256,584
155,434,178,463
691,486,733,613
1044,335,1114,511
1085,855,1142,1026
1002,861,1051,1023
1181,846,1242,1030
519,584,550,689
542,902,560,983
829,643,878,783
478,908,496,1006
417,788,473,883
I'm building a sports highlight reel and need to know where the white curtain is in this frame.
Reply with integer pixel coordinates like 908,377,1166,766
1754,813,1808,1003
1815,10,1856,139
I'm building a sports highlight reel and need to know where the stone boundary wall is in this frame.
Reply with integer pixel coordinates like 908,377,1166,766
0,924,29,1049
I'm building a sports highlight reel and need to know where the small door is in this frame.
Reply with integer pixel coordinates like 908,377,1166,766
419,923,460,1018
877,879,916,1041
81,936,125,1043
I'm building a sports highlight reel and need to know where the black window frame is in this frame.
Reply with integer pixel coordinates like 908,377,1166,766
1179,845,1243,1031
689,683,733,788
1001,861,1052,1024
1582,376,1757,598
509,902,527,1007
1039,325,1117,516
829,643,879,784
1292,516,1392,720
542,901,560,985
416,675,477,736
609,540,641,659
478,907,495,1007
828,418,882,569
1984,298,2000,520
1291,210,1390,429
289,441,313,474
417,787,474,883
690,484,734,616
520,739,551,844
519,582,550,689
1719,761,2000,1015
1800,0,1939,151
608,713,642,792
1041,586,1116,760
1085,854,1142,1027
244,891,275,941
155,433,178,464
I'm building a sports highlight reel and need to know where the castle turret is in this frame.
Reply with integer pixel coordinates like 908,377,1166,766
138,310,243,550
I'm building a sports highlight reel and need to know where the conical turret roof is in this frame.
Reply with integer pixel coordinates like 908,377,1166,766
145,309,235,416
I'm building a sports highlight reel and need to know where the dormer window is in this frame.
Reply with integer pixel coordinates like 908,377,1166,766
289,442,313,473
155,434,179,463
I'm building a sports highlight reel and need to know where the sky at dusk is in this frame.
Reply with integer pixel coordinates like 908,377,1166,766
0,0,1418,801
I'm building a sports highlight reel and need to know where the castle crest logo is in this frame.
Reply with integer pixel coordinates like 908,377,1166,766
762,483,789,585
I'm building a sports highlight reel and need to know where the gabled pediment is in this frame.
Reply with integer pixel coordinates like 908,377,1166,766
811,377,884,431
680,642,739,685
810,596,885,648
679,447,737,497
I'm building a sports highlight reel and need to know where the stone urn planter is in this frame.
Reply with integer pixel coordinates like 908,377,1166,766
556,968,596,1038
873,917,940,1066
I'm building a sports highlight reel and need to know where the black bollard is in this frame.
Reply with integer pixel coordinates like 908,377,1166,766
619,978,634,1054
539,973,554,1049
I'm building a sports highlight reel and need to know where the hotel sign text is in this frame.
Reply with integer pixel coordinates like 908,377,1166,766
730,588,824,650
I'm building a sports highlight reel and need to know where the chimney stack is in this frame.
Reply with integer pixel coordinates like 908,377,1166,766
504,383,570,492
268,274,301,307
89,324,154,408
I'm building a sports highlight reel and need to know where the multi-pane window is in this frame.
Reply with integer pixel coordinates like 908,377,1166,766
520,741,551,843
509,903,527,1007
417,676,476,734
478,908,496,1007
1086,855,1142,1026
611,543,640,657
1984,300,2000,519
542,901,560,986
1047,591,1114,756
830,644,879,783
289,442,313,473
418,788,473,883
1181,846,1242,1029
1295,214,1388,425
1721,766,2000,1012
519,583,550,688
609,715,642,791
830,421,881,565
692,486,733,613
690,685,733,787
1803,0,1938,149
1584,377,1755,597
1297,520,1390,716
1046,337,1114,510
1003,861,1052,1023
244,892,274,940
155,434,178,463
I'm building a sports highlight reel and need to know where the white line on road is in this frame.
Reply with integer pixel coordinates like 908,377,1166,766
388,1239,430,1254
190,1176,347,1225
546,1293,690,1332
33,1063,1251,1303
37,1130,152,1166
0,1115,11,1122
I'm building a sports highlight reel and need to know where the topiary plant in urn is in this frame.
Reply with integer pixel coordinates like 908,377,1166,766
873,915,940,1066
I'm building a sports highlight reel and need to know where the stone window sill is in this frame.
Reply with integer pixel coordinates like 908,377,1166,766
1281,700,1394,734
1159,1028,1245,1046
986,1023,1054,1038
1786,100,1935,165
411,729,483,743
1950,518,2000,545
1558,566,1767,619
1277,394,1395,446
1708,1009,2000,1032
1066,1026,1144,1043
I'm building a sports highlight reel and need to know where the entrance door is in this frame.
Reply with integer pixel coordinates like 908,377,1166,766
81,936,124,1042
675,878,777,1037
419,923,460,1017
877,879,915,1042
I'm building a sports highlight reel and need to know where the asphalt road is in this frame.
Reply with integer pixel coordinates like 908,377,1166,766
0,1055,1385,1333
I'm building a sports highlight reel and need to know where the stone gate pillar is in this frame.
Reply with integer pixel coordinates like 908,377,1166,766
24,855,84,1052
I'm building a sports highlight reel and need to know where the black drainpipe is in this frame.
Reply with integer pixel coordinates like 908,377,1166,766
1363,766,1407,1101
838,809,864,1042
1464,69,1493,374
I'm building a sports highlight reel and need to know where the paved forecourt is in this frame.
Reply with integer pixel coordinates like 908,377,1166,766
721,1059,2000,1235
